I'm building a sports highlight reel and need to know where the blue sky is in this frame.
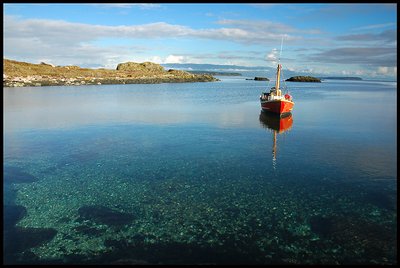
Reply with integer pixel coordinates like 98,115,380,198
3,3,397,79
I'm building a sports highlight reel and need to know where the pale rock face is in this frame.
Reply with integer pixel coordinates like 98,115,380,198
116,62,165,72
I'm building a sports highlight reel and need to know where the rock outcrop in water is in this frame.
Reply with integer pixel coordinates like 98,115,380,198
246,76,269,81
285,76,321,82
4,205,58,264
3,59,219,87
4,205,27,229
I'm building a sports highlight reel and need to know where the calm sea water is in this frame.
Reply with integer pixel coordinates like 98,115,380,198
3,77,397,264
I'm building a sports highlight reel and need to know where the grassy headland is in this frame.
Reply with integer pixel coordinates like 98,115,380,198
3,59,219,87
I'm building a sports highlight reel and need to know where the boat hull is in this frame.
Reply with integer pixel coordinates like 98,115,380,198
260,99,294,115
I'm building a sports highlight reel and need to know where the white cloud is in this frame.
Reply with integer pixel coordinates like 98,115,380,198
354,70,365,76
341,70,350,75
377,66,397,76
164,55,205,64
165,55,186,64
265,48,280,66
351,23,395,31
4,15,308,49
148,56,163,64
217,19,321,35
307,47,396,67
3,14,397,79
6,15,302,67
217,19,292,33
3,15,192,45
222,60,255,67
266,49,278,60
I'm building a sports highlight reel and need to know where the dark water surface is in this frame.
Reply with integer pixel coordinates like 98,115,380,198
3,78,397,264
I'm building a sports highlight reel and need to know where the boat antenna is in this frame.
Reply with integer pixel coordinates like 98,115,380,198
278,36,288,92
278,35,283,64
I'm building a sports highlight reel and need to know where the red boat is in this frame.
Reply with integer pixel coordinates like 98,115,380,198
260,63,294,116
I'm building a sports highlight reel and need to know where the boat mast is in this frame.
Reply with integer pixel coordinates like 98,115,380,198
275,64,281,96
272,130,277,161
275,36,284,96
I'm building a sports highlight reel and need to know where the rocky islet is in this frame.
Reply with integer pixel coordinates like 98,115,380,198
3,59,219,87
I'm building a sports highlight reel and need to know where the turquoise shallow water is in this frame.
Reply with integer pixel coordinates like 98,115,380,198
3,78,397,264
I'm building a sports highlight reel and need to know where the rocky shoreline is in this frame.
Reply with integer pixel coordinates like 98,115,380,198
3,74,218,87
3,59,219,87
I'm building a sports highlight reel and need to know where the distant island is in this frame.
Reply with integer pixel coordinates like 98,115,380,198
186,70,242,76
3,59,219,87
286,76,321,82
319,77,362,80
246,77,269,81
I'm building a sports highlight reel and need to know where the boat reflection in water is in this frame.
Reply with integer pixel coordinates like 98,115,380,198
259,111,293,168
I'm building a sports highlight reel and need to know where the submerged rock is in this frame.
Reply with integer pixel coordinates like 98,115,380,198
4,184,18,205
109,258,150,265
4,227,57,264
364,190,396,211
309,215,334,237
4,166,39,184
309,214,396,263
11,227,57,249
4,205,27,230
102,237,261,265
77,205,135,226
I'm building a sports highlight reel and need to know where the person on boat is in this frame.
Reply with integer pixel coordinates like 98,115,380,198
260,92,269,100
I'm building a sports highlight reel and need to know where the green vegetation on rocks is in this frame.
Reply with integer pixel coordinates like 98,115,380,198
285,76,321,82
3,59,219,87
